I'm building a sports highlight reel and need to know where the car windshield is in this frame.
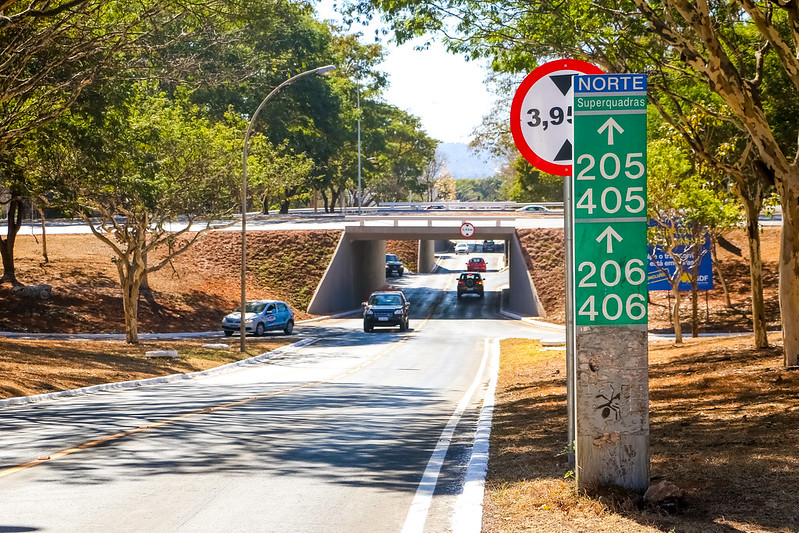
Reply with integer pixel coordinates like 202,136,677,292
244,302,267,313
461,273,480,280
386,254,399,261
370,294,402,306
471,258,485,263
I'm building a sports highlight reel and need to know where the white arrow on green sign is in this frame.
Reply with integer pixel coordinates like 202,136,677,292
572,73,648,326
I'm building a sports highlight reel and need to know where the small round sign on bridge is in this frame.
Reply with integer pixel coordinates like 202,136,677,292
510,59,603,176
459,222,476,238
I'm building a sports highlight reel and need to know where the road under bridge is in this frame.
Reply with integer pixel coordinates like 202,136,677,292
307,217,545,317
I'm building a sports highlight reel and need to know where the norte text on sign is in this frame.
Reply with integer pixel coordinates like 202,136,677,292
573,73,648,326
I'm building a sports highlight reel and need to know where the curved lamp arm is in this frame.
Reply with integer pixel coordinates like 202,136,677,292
240,64,336,352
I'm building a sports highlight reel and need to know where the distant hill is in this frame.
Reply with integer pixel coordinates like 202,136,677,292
437,142,503,180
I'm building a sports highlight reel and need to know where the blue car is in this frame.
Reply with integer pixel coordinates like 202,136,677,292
222,300,295,336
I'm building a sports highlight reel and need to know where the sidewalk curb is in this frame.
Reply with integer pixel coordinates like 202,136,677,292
0,338,317,410
0,311,362,341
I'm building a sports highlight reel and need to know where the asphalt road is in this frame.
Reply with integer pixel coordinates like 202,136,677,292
0,251,561,532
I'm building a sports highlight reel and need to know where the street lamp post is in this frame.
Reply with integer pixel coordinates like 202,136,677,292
240,64,336,352
357,82,362,215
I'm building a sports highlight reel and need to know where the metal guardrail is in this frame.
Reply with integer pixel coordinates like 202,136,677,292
347,216,519,228
377,201,564,211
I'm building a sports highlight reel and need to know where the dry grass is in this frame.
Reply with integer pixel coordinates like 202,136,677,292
0,337,291,399
484,335,799,533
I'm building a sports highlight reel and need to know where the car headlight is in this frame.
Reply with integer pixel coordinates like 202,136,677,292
365,309,374,316
394,309,403,315
245,319,254,325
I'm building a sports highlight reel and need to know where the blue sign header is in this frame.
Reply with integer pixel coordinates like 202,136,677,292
575,74,647,94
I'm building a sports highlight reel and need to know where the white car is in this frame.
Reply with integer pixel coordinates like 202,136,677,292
454,243,469,254
517,204,551,213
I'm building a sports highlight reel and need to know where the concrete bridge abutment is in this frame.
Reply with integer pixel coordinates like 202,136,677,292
307,220,545,318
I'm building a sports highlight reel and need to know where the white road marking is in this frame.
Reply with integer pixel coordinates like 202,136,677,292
401,338,492,533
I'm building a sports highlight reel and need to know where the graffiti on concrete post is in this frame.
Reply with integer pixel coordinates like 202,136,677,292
594,387,621,420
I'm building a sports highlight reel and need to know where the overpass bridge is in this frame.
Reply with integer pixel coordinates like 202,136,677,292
307,217,545,317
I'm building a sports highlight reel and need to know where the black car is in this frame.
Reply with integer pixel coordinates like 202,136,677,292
482,239,496,252
363,290,410,332
457,272,484,298
386,253,404,277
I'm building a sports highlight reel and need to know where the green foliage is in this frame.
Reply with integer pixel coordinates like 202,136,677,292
248,137,315,213
455,177,506,201
34,82,240,221
508,158,563,202
363,102,438,202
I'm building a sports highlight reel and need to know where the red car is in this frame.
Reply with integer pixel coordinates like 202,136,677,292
466,257,487,272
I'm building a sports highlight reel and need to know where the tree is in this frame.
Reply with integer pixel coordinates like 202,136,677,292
1,0,354,284
248,138,315,214
455,177,506,201
422,152,447,201
347,0,799,364
33,84,240,343
367,103,438,202
648,135,742,342
435,171,457,200
509,157,563,202
0,0,135,285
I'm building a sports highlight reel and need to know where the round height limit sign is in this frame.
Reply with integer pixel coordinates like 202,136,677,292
511,59,603,176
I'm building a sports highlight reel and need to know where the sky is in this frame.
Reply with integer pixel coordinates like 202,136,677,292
380,39,495,144
316,2,496,144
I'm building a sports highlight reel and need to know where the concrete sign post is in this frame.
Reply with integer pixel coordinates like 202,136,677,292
572,73,650,491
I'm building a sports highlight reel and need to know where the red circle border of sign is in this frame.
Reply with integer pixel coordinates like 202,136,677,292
510,59,604,176
460,222,475,238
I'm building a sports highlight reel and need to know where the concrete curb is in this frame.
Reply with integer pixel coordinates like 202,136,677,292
452,338,500,532
497,309,566,333
0,338,317,410
0,311,361,341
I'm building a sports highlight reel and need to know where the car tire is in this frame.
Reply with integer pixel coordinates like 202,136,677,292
400,317,408,331
283,320,294,335
457,292,462,299
255,322,265,336
223,330,233,337
364,320,373,333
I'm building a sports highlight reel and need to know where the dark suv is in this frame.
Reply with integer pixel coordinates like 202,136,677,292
363,291,410,332
457,272,484,298
482,239,496,252
385,254,404,277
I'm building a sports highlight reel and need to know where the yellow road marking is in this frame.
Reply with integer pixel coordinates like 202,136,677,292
0,325,426,481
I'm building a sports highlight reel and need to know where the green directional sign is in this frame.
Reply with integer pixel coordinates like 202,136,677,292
573,74,647,326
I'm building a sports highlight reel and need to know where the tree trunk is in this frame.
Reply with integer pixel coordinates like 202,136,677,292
279,199,289,214
118,260,143,344
0,198,23,285
711,237,732,308
691,265,699,338
321,190,330,213
780,189,799,366
261,194,269,215
330,189,340,213
746,212,768,350
36,204,49,264
737,196,769,350
671,281,683,344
